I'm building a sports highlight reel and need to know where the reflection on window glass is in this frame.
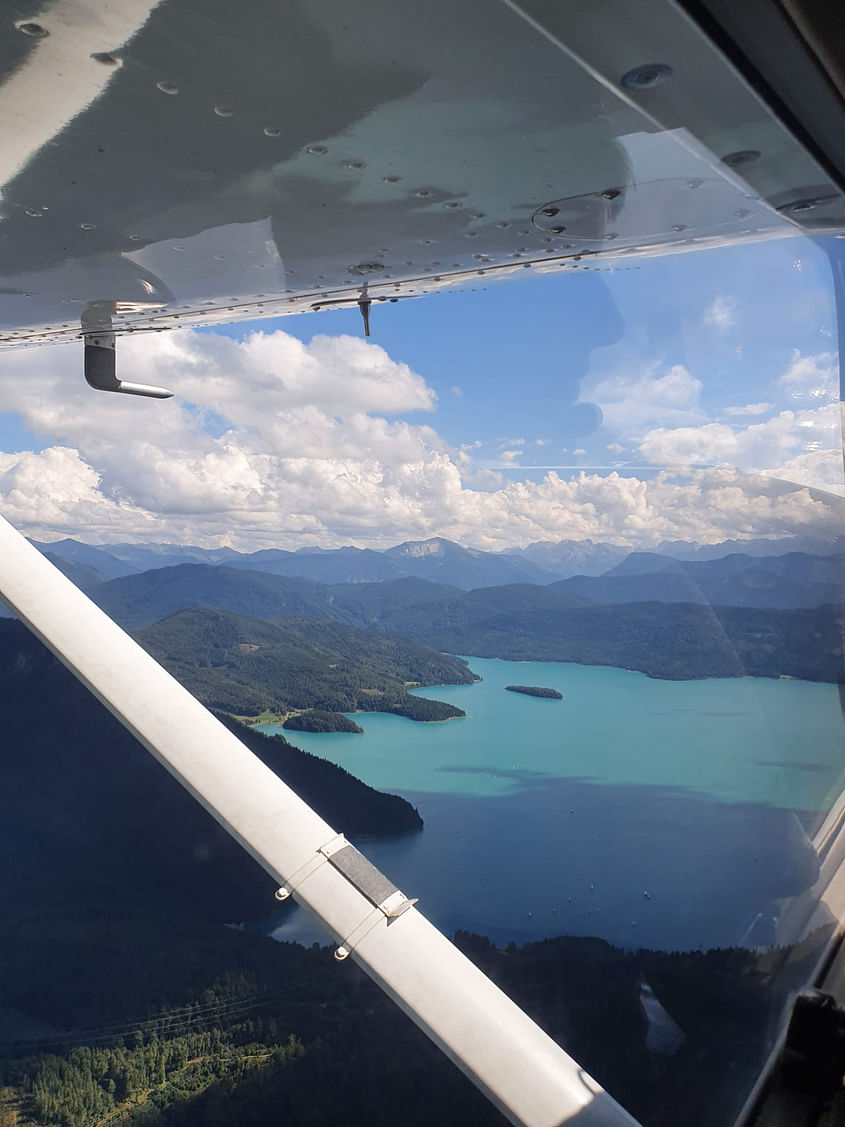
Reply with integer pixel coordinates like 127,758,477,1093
0,241,843,1126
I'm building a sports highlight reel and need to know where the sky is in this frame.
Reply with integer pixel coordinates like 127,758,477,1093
0,233,841,551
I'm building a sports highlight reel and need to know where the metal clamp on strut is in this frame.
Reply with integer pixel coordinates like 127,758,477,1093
275,834,418,960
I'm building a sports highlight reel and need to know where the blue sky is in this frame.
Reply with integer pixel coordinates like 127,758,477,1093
210,232,838,469
0,233,840,549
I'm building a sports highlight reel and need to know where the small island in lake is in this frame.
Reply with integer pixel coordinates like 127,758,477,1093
283,710,364,734
505,684,563,700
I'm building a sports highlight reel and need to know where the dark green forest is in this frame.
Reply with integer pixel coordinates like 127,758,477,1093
0,620,421,929
135,608,473,719
551,550,844,609
86,561,845,683
93,566,353,631
505,685,563,699
0,905,829,1127
282,710,364,733
64,555,845,683
3,548,842,1127
2,612,825,1127
377,590,844,681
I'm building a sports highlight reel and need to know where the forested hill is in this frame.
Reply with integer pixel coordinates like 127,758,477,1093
135,608,474,718
324,576,462,625
376,590,844,682
94,564,352,630
0,619,422,925
90,565,465,632
552,550,844,609
25,558,845,683
0,910,819,1127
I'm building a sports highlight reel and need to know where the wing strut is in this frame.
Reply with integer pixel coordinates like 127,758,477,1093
0,512,639,1127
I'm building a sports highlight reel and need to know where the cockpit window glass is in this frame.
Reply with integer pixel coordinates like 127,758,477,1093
0,203,843,1127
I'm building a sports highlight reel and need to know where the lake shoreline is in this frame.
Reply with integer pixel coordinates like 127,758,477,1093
262,657,841,952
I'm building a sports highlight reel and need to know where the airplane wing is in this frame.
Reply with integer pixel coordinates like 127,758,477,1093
0,0,841,354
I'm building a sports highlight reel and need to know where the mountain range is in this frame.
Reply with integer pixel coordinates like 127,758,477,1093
80,547,842,634
65,564,842,684
28,533,845,589
1,533,840,685
29,535,556,587
1,534,841,1127
551,551,844,610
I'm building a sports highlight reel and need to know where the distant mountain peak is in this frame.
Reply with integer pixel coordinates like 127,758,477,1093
387,537,459,559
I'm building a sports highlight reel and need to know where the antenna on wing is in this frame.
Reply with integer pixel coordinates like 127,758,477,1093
357,282,372,336
82,302,173,398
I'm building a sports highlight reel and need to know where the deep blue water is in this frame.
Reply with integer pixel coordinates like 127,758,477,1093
261,659,844,951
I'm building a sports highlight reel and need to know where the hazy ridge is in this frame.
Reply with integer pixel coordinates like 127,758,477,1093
29,532,845,588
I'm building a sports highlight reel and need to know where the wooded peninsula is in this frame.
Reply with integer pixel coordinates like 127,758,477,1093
134,608,473,721
282,710,363,734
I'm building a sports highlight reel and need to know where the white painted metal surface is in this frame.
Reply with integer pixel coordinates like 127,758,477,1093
0,0,841,350
0,510,640,1127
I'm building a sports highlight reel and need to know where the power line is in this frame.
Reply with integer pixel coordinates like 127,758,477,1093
0,971,334,1056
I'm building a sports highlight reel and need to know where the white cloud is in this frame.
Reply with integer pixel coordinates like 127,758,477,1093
450,385,464,398
0,331,446,541
582,362,704,437
0,446,151,533
639,402,841,492
773,449,845,496
461,466,504,489
703,295,738,332
499,450,523,466
0,329,841,550
778,349,838,403
723,403,773,417
435,467,844,548
1,444,840,550
141,329,437,420
606,443,625,454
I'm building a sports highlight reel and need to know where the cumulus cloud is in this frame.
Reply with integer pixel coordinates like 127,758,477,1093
774,449,845,496
778,349,839,403
581,362,704,437
0,328,841,550
723,403,773,417
703,296,738,332
0,446,150,533
2,443,841,550
639,402,841,492
136,329,437,421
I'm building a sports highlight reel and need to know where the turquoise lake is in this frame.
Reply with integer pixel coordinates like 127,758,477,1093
261,658,845,952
